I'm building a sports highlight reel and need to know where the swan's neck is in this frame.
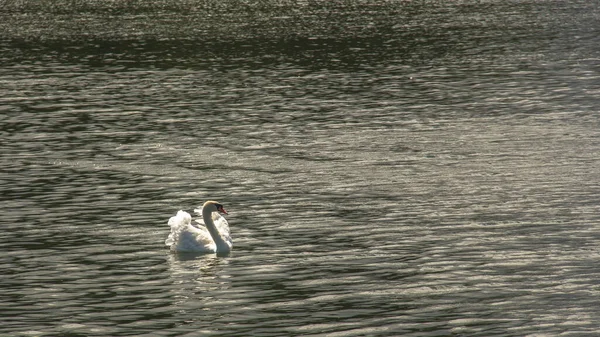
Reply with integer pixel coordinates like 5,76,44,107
202,207,229,251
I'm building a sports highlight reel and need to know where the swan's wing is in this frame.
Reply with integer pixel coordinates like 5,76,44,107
212,212,233,246
172,228,215,253
166,210,216,253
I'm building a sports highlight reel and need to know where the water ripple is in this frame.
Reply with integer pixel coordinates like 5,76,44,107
2,1,600,336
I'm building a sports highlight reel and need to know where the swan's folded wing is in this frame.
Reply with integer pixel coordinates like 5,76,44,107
166,210,216,252
213,213,233,245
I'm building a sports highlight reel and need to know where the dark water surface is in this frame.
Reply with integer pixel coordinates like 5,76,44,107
2,1,600,336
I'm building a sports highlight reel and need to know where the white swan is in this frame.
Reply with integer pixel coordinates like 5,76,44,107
165,200,232,253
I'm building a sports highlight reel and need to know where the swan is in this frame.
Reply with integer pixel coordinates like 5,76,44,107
165,200,232,253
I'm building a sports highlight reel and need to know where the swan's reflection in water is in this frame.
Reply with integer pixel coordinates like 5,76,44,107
166,253,232,312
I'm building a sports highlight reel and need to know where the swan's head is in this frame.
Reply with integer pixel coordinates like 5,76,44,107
203,200,228,215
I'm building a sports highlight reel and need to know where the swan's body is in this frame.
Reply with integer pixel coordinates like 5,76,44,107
165,201,232,253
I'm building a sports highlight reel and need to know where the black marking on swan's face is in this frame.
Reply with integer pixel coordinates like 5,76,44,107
215,203,228,214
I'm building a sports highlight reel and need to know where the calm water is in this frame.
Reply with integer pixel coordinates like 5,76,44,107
2,1,600,336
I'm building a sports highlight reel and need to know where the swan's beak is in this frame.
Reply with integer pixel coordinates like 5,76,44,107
219,207,228,215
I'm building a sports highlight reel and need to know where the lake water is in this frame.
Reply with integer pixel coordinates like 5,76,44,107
1,1,600,336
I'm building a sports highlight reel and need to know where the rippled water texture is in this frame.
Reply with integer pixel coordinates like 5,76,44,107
1,1,600,336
